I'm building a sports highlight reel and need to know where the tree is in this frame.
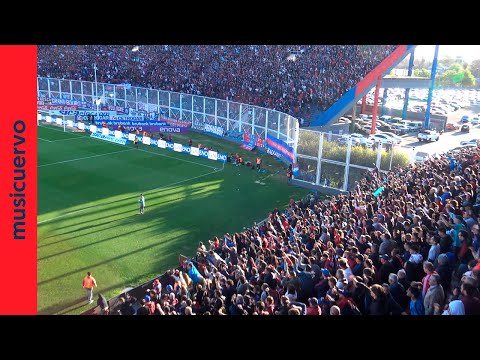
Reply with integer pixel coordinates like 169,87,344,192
414,68,431,77
439,55,457,69
436,63,475,88
469,59,480,78
462,68,476,88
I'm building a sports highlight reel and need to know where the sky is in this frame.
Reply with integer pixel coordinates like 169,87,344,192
414,45,480,62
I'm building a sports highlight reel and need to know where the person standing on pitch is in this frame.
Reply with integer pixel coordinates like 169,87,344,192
139,193,145,214
83,272,97,305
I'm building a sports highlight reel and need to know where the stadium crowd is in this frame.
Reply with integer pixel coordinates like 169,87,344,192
38,45,397,123
111,145,480,315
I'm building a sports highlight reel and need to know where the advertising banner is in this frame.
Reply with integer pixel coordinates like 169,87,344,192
266,134,294,163
190,147,199,156
90,132,129,145
208,150,218,161
173,143,183,152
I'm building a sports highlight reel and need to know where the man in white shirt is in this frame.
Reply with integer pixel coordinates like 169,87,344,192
139,194,145,214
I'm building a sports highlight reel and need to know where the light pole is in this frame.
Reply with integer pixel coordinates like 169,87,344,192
93,63,99,121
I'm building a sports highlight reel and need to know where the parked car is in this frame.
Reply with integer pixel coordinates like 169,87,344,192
445,123,460,131
369,133,395,144
461,124,470,133
379,131,402,144
460,139,479,146
461,115,470,123
471,117,479,125
414,151,430,163
350,133,374,147
417,129,440,142
390,124,410,135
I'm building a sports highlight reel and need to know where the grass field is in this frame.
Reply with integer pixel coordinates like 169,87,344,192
38,124,309,314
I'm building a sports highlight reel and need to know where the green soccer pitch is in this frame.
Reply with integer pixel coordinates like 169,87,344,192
38,124,309,314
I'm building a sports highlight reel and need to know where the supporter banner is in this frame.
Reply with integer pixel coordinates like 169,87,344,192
55,118,63,125
66,120,74,128
158,139,166,149
241,143,255,151
37,105,78,111
204,123,224,137
78,122,85,130
192,119,204,131
48,97,88,108
90,125,97,133
90,132,129,145
101,127,109,136
114,130,123,139
256,136,264,148
0,45,37,314
242,132,257,151
225,130,243,141
142,136,151,145
100,104,129,114
161,118,192,127
109,116,146,121
266,134,294,162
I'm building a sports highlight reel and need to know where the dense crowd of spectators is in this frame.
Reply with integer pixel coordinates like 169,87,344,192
111,145,480,315
38,45,397,122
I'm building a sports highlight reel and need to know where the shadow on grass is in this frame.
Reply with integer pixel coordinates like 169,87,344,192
38,221,165,261
38,232,187,287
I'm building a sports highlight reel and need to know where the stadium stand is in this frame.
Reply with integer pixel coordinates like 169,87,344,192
38,45,398,126
88,145,480,315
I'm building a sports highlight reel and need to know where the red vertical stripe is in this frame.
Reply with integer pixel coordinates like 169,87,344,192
0,46,37,314
356,45,408,96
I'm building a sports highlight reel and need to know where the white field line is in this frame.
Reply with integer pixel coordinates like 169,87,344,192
38,137,53,143
38,149,135,168
50,137,86,142
39,124,217,170
37,162,225,225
